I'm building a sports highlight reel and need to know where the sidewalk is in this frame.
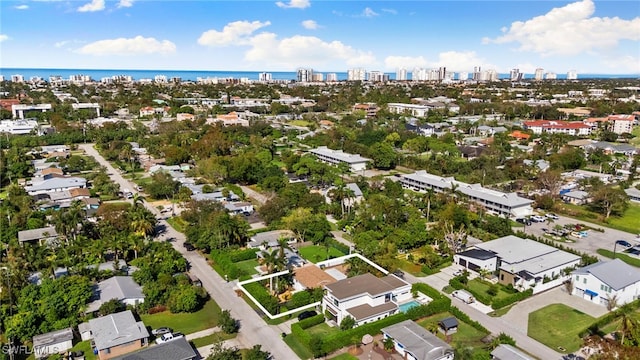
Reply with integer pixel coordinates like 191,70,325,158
196,337,243,359
185,327,220,341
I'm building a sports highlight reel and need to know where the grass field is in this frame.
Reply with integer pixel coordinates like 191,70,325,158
557,203,640,234
190,332,236,348
141,299,222,335
288,120,313,127
528,304,595,353
597,249,640,268
298,245,345,263
235,259,259,276
416,312,489,348
166,216,188,233
466,278,514,302
284,334,314,359
305,323,341,338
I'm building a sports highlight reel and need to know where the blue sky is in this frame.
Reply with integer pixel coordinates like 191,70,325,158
1,0,639,74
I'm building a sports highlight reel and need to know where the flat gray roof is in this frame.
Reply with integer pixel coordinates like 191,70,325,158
33,327,73,347
25,176,86,192
573,259,640,290
248,230,295,247
18,226,57,242
309,146,371,164
401,171,533,208
89,310,149,351
381,320,453,360
491,344,534,360
111,337,196,360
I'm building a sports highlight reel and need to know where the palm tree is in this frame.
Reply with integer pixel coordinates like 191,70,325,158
618,304,640,346
131,193,146,209
261,248,285,293
423,188,435,222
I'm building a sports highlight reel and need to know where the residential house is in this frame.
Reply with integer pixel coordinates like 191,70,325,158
24,176,87,196
39,145,70,157
176,113,195,121
523,159,550,173
509,130,531,141
322,273,412,326
400,170,534,218
491,344,534,360
88,310,149,360
86,276,145,313
571,259,640,308
308,146,371,172
224,202,254,215
381,320,454,360
111,337,197,360
0,119,39,135
457,235,581,293
293,264,338,290
561,190,591,205
352,103,380,118
625,187,640,202
32,327,74,359
18,226,58,246
247,230,296,249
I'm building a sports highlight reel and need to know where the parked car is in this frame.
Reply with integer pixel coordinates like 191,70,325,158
515,218,532,226
616,240,632,248
297,310,317,321
183,242,196,251
452,290,475,304
151,327,173,336
155,332,184,344
393,270,405,279
531,215,546,223
545,213,559,220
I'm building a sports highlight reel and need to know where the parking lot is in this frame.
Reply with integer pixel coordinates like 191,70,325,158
517,214,640,260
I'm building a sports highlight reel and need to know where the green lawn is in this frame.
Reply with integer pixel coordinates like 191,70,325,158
597,249,640,268
190,332,236,348
298,245,345,263
557,202,640,234
466,278,513,302
305,323,341,338
141,299,222,335
284,334,314,359
528,304,595,353
235,259,259,276
416,312,489,348
166,216,188,233
68,340,96,360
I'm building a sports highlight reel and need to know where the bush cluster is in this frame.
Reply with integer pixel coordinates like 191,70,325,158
243,282,279,314
449,306,488,333
491,289,533,310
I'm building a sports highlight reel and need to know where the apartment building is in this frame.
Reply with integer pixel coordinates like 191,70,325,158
308,146,371,172
523,120,591,136
400,170,534,218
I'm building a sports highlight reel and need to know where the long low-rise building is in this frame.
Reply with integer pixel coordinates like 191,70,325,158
308,146,371,172
400,170,534,218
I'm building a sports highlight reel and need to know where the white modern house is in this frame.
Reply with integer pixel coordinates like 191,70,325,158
32,327,74,359
455,235,581,293
308,146,371,172
400,170,534,218
381,320,454,360
0,119,39,134
322,273,412,327
571,259,640,308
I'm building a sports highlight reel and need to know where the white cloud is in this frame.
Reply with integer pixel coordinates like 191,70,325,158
117,0,134,8
301,20,319,30
15,5,29,10
275,0,310,9
382,9,397,15
384,51,495,72
360,7,379,18
244,33,376,69
77,36,176,55
602,55,640,73
0,34,9,43
77,0,105,12
55,40,70,48
198,20,271,47
483,0,640,56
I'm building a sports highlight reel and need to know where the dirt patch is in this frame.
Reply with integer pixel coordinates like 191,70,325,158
348,347,364,356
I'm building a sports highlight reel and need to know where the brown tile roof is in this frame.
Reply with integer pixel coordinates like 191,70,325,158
41,167,64,176
69,188,91,198
346,302,398,321
294,265,337,289
325,273,409,300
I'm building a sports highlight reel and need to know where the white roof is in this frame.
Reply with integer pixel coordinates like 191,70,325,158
309,146,371,164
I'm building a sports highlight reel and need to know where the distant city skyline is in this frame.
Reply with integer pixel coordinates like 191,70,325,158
1,0,638,74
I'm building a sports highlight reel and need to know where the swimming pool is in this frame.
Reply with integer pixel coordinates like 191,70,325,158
398,300,420,312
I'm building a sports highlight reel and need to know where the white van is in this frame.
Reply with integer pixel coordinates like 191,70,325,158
452,290,475,304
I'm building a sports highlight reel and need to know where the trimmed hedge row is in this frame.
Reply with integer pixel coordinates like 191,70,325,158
243,282,279,315
578,300,640,338
298,314,325,329
210,250,244,280
230,248,258,262
450,306,488,333
411,282,445,301
491,288,533,310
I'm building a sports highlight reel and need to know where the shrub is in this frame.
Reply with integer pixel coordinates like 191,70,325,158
487,284,499,296
243,282,280,314
496,332,516,346
219,309,239,334
340,316,356,330
450,307,488,333
229,248,259,262
167,285,202,313
298,314,325,329
288,290,312,309
491,289,533,310
412,283,445,301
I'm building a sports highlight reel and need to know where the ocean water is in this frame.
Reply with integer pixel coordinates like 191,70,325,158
0,68,638,82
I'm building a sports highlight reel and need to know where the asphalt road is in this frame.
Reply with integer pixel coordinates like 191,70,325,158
80,144,299,359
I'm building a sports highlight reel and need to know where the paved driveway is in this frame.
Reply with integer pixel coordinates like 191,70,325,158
501,286,608,334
